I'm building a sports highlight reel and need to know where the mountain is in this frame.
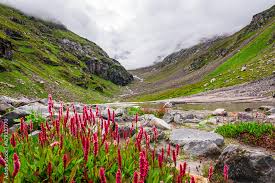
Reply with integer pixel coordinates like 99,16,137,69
0,4,133,103
128,5,275,101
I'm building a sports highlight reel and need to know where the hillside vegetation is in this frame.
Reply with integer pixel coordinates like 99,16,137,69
0,4,133,103
129,5,275,101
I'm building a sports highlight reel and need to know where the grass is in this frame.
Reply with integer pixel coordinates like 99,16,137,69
215,122,274,138
215,122,275,149
132,22,275,102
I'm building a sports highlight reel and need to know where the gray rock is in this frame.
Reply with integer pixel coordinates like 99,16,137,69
212,108,227,116
267,114,275,121
0,96,31,107
183,141,221,158
259,105,274,111
142,114,171,130
163,112,174,123
267,108,275,114
29,130,41,137
9,124,20,133
237,112,254,121
163,102,174,108
170,128,224,146
115,108,126,117
1,109,30,126
0,103,14,115
215,145,275,183
17,102,48,114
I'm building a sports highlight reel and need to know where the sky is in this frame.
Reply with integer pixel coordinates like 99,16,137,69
1,0,274,69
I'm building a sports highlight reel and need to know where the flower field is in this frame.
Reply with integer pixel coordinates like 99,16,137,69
0,95,228,183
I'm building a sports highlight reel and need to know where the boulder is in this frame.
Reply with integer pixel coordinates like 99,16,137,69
170,128,224,146
142,114,171,130
115,108,126,117
267,114,275,121
212,108,227,116
259,106,274,111
215,145,275,183
0,103,14,115
163,102,174,108
29,130,41,137
17,102,48,114
9,124,20,133
237,112,254,121
267,108,275,114
183,141,221,158
163,112,174,123
1,108,30,126
0,96,31,107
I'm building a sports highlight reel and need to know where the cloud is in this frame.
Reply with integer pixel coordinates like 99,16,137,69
1,0,274,69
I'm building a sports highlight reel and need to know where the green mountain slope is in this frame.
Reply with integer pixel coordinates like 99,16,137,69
0,4,133,103
129,5,275,101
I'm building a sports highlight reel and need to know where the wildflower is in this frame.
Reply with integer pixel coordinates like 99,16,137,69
0,156,6,167
139,151,148,180
104,142,109,153
176,144,180,155
93,133,98,157
190,176,195,183
60,135,64,149
208,164,213,181
99,167,107,183
12,153,20,177
177,175,182,183
133,171,139,183
172,150,177,166
158,154,163,169
118,148,122,169
50,141,60,147
116,169,122,183
47,162,52,177
167,144,171,157
10,133,16,148
29,120,33,132
63,154,68,169
153,126,158,141
223,164,229,181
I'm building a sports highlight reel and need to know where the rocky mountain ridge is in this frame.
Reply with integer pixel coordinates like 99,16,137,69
0,3,133,103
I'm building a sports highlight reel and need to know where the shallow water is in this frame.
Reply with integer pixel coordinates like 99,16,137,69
175,101,275,112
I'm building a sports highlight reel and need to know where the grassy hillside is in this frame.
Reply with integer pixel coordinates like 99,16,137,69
0,4,132,103
129,6,275,101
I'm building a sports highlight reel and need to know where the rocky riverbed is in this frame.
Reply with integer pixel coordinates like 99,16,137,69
1,95,275,182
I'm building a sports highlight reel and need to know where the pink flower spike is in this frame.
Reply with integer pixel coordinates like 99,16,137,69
50,141,60,147
190,176,195,183
223,164,229,181
0,156,6,167
99,167,107,183
116,169,122,183
133,171,139,183
12,153,20,177
10,133,16,148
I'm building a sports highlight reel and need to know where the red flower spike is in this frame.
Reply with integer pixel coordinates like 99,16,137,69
12,153,20,177
190,176,195,183
99,167,107,183
172,149,177,166
47,162,52,177
63,154,68,169
10,133,16,148
208,163,213,181
116,169,122,183
223,164,229,181
118,148,122,169
176,144,180,155
133,171,139,183
0,156,6,167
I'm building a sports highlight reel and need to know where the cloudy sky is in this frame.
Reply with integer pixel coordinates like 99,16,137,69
1,0,274,69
